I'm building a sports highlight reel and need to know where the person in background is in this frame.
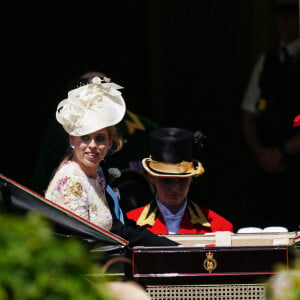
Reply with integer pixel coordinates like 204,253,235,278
240,0,300,231
32,71,157,212
126,127,234,234
45,76,178,247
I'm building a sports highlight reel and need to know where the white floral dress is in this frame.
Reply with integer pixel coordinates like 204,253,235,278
45,161,113,231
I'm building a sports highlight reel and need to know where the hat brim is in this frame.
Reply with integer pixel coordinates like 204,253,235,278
142,158,205,178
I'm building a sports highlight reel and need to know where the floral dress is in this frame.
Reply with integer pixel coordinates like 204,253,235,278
45,161,113,231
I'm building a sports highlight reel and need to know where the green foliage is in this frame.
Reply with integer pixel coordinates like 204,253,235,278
0,212,114,300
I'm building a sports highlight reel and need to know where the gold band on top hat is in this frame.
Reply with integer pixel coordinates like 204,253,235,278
143,158,205,177
149,160,194,173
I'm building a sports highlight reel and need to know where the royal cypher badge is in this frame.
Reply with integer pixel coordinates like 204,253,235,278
203,251,217,273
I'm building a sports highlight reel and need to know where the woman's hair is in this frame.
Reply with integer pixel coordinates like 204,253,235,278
107,126,123,154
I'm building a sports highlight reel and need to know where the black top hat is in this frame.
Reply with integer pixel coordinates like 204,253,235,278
142,128,205,177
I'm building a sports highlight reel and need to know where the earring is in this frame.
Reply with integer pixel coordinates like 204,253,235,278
70,143,75,149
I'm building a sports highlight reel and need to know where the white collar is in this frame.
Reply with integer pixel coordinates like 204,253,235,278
156,196,187,234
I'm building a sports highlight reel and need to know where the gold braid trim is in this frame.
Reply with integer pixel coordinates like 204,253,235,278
136,204,158,226
188,202,211,227
149,160,194,174
143,158,205,177
125,110,146,134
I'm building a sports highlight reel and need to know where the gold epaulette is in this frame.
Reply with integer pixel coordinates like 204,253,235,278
188,201,211,227
136,202,158,226
125,110,146,134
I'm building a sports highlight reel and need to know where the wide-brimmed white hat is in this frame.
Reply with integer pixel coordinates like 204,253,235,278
56,76,126,136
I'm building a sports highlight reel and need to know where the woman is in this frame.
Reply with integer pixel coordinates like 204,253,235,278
45,76,178,247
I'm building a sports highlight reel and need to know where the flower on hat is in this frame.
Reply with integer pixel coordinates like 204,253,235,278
293,115,300,127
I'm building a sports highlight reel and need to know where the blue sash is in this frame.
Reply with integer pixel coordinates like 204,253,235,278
106,184,125,224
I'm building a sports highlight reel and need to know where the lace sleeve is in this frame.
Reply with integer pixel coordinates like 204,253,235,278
46,174,89,220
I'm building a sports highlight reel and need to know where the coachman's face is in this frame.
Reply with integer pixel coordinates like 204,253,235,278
151,176,192,207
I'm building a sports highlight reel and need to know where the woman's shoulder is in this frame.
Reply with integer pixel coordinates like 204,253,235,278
48,161,82,189
55,161,83,177
45,161,84,195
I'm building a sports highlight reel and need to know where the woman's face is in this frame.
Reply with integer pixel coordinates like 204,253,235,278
71,128,111,177
150,176,192,210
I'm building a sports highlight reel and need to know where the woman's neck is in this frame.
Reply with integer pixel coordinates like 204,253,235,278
71,158,97,179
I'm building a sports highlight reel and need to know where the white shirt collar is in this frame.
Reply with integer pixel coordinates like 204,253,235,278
156,196,187,234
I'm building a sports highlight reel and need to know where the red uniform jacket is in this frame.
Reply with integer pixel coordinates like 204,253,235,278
126,200,233,234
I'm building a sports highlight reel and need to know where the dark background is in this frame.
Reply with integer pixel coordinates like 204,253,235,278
1,1,279,229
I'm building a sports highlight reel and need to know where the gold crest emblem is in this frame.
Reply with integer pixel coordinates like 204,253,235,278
203,251,217,273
